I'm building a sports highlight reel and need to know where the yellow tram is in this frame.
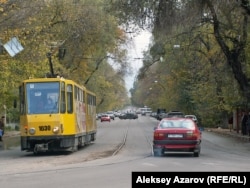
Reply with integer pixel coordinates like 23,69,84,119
17,76,97,154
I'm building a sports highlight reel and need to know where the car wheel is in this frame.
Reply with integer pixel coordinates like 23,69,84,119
153,148,163,157
194,151,200,157
193,147,200,157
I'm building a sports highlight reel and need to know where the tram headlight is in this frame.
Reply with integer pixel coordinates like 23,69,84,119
29,127,36,135
53,126,60,134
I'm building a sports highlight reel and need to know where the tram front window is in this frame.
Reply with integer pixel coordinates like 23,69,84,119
26,82,60,114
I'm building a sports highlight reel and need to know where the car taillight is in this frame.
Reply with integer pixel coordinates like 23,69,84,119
186,130,199,138
154,132,165,139
186,130,193,136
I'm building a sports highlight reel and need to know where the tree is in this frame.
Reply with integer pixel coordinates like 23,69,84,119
109,0,250,126
0,0,131,117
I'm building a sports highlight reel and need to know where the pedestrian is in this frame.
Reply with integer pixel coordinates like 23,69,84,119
0,117,4,141
241,111,248,135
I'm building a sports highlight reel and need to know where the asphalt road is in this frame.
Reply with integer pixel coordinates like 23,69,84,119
1,115,250,188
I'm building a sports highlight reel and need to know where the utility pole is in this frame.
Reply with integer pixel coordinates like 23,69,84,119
3,105,6,127
46,52,55,77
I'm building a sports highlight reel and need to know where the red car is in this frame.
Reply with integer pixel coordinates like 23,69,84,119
153,117,202,157
100,114,111,122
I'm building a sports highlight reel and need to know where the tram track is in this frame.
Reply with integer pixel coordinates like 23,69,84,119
111,116,155,158
0,117,156,175
112,122,129,156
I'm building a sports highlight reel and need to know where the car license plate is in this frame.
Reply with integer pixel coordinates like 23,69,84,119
168,134,183,138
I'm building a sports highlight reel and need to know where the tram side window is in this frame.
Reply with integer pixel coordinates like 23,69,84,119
60,82,66,113
67,84,73,113
76,86,83,102
87,93,95,114
83,90,85,103
78,87,83,102
74,86,78,100
80,88,83,102
87,94,90,114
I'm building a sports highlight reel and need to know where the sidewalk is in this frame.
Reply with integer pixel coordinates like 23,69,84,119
206,128,250,142
2,131,20,138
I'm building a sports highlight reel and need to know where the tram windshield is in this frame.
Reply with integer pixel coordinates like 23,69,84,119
26,82,60,114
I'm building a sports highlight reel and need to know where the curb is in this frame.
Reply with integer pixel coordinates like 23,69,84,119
206,128,250,142
2,131,20,138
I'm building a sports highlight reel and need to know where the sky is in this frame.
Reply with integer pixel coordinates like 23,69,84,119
125,30,152,94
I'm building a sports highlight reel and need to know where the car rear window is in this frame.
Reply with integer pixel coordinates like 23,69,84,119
160,120,195,129
160,121,174,128
181,121,195,129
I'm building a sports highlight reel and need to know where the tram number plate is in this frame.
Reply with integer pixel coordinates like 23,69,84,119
39,125,51,131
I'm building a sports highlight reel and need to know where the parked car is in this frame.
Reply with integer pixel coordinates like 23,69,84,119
157,108,166,114
106,111,115,120
150,112,158,118
97,113,103,120
153,117,202,157
185,115,198,123
157,112,168,121
100,114,111,122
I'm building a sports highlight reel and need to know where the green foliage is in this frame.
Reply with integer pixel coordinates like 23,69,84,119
0,0,130,119
129,0,250,128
